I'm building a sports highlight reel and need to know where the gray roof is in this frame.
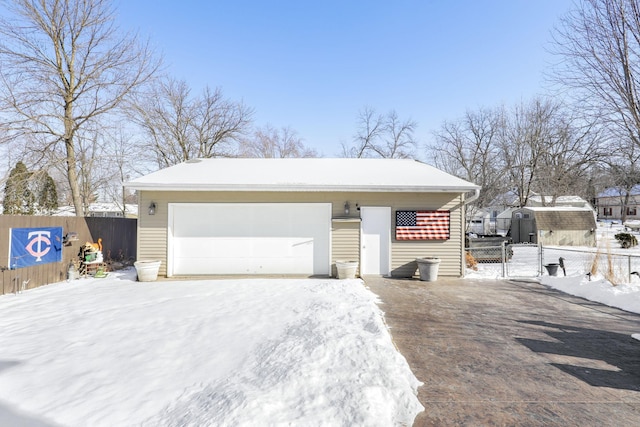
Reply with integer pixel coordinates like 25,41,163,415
518,208,596,230
598,185,640,198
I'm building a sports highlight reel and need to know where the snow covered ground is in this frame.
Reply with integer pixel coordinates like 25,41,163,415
0,272,423,426
467,220,640,317
5,221,640,426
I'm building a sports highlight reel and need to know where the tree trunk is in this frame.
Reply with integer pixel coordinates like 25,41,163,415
622,193,630,223
65,137,84,216
65,98,83,216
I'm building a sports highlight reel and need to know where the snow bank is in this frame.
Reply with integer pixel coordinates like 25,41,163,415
0,271,422,426
540,274,640,315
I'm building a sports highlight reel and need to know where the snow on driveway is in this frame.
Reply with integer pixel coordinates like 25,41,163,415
0,270,423,426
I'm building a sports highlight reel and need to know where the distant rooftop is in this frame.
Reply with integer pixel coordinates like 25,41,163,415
53,203,138,217
598,185,640,198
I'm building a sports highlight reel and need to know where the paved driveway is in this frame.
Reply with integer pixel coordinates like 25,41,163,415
364,277,640,426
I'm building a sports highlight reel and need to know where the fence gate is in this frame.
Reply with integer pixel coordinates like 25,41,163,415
506,243,541,278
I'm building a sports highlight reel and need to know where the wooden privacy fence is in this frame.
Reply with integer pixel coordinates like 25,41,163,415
1,216,137,295
85,217,137,263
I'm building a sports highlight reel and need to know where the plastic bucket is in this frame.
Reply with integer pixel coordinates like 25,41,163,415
416,257,441,282
134,260,162,282
336,261,358,279
544,263,559,276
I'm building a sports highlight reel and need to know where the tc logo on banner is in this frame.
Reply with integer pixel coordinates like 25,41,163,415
9,227,63,269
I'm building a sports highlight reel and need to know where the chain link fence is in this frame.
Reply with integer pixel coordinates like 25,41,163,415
466,240,539,278
466,241,640,284
466,244,504,277
506,243,539,278
541,246,640,284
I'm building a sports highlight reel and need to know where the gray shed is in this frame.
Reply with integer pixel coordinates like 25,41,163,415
511,207,597,247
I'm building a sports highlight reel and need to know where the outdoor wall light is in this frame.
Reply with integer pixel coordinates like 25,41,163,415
344,201,350,215
148,201,157,216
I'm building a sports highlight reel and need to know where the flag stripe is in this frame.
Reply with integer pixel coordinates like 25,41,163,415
395,210,450,240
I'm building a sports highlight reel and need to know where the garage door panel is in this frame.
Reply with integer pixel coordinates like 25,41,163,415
173,248,314,275
175,257,251,275
169,203,330,275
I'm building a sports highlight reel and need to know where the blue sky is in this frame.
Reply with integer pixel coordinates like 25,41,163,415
115,0,575,158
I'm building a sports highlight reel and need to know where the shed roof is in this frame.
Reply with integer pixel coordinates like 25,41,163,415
516,207,596,230
125,158,480,193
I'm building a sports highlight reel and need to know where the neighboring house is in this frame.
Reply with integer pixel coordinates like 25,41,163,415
53,203,138,218
596,185,640,221
125,158,480,278
510,207,597,247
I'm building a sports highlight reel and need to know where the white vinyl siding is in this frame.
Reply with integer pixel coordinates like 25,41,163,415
138,191,465,278
331,219,361,277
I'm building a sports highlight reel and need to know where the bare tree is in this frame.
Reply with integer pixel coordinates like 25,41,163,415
431,98,602,216
602,141,640,221
342,107,417,158
0,0,159,215
101,129,139,216
341,107,384,158
533,118,603,204
131,78,253,167
240,125,317,158
499,98,602,207
375,110,418,158
550,0,640,149
193,86,254,159
429,106,506,213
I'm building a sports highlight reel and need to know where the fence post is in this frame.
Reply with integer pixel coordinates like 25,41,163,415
539,243,543,277
501,241,506,278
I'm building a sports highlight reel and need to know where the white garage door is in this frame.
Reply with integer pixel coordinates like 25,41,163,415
168,203,331,276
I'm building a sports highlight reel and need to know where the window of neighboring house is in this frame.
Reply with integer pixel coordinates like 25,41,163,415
627,207,637,216
603,207,612,216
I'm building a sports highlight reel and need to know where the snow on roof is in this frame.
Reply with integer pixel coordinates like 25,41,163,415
517,206,595,212
598,185,640,198
125,158,480,193
53,203,138,217
529,195,589,204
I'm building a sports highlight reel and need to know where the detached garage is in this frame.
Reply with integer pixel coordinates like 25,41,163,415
126,158,479,278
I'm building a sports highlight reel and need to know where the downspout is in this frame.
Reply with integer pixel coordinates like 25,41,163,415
463,188,480,206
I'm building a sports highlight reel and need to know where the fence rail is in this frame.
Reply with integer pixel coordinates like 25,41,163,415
467,242,640,284
1,216,137,295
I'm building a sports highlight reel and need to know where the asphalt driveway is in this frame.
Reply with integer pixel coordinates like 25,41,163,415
364,277,640,426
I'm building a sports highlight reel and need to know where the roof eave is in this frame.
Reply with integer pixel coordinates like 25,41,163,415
125,183,480,193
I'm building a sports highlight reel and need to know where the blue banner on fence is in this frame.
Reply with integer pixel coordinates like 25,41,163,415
9,227,63,269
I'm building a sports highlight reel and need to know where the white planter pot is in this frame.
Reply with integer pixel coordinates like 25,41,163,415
336,261,358,279
134,260,162,282
416,257,440,282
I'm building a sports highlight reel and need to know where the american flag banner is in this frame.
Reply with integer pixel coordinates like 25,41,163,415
395,210,450,240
